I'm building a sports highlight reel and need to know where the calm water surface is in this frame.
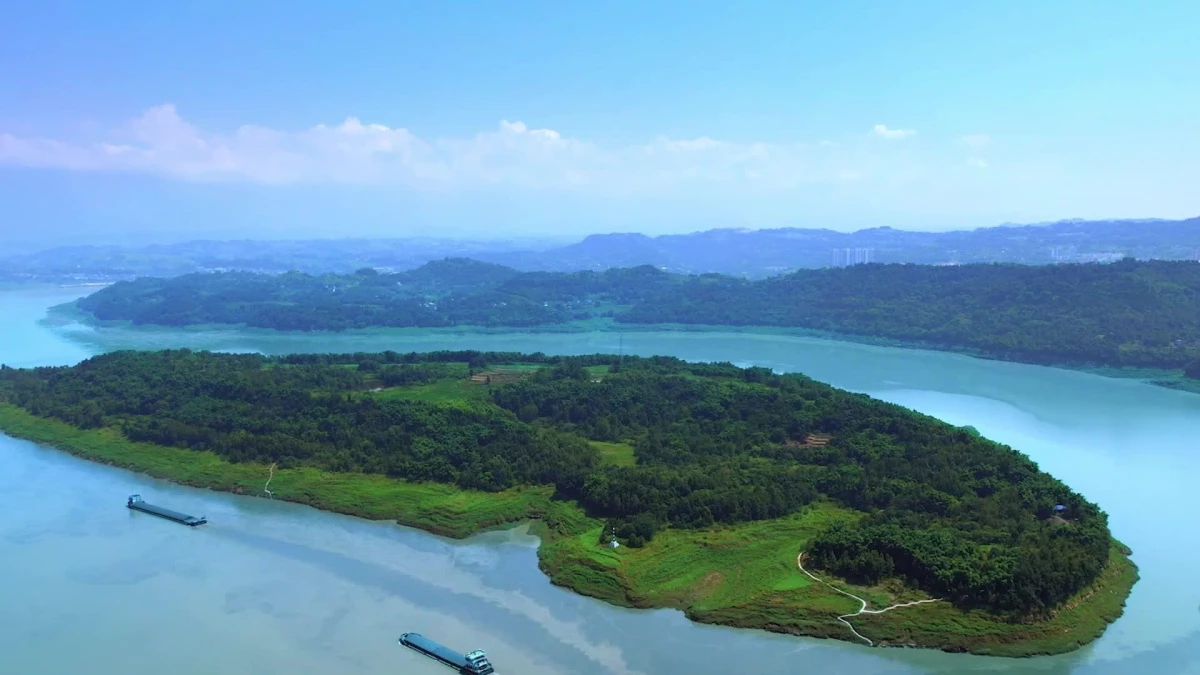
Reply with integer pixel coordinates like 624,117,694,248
3,287,1199,674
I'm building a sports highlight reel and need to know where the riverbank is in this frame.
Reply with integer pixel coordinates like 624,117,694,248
615,322,1200,395
0,402,1137,657
0,282,113,292
52,300,1200,395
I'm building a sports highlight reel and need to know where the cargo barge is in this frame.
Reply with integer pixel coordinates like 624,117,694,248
399,632,495,674
126,494,207,526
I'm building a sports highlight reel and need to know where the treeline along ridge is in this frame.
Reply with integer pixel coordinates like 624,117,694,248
76,257,1200,374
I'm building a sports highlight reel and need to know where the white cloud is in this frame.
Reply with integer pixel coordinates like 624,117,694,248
872,124,916,140
962,134,991,148
0,105,952,193
967,157,989,169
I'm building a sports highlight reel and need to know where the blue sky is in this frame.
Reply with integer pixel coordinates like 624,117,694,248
2,1,1198,248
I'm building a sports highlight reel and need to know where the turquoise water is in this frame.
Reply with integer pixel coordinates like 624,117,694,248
3,287,1199,674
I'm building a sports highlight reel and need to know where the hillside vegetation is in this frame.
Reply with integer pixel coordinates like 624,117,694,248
76,258,1200,374
0,349,1122,621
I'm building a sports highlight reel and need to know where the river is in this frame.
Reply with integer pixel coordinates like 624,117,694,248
3,286,1199,675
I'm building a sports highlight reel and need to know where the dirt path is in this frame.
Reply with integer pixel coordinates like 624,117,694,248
796,553,943,646
262,462,276,498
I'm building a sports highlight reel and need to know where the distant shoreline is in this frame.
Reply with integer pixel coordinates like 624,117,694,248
0,282,110,292
50,300,1200,396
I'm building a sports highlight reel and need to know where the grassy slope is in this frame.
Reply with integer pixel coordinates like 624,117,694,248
848,544,1140,656
0,403,1137,656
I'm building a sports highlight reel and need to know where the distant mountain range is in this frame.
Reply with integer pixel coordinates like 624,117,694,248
4,216,1199,283
481,217,1200,276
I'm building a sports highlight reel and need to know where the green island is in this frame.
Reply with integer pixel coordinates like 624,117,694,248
73,257,1200,381
0,349,1136,656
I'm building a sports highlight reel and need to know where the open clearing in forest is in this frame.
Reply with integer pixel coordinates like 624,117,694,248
470,363,543,385
588,440,637,466
540,503,861,614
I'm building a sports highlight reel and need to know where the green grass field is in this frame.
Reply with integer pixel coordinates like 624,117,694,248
586,364,612,378
491,363,546,371
368,362,548,408
372,377,491,408
588,440,636,466
0,402,1137,656
540,503,856,609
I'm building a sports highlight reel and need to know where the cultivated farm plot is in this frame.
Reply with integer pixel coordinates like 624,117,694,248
469,363,544,385
369,362,545,407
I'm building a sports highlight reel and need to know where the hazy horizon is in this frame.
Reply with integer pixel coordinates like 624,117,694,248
7,212,1198,257
4,2,1199,251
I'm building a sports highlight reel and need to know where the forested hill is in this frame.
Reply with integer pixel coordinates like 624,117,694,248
76,258,1200,373
77,259,673,329
0,349,1113,616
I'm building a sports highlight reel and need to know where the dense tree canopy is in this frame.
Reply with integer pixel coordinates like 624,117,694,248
620,258,1200,371
1186,359,1200,379
78,258,1200,373
77,259,670,331
0,349,1112,616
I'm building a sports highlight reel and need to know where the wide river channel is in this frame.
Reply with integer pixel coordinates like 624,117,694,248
2,286,1199,675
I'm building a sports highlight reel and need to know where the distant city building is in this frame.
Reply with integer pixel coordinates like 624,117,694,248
1050,246,1125,264
830,247,874,267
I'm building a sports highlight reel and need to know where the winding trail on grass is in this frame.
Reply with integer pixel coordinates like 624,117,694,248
797,553,943,647
262,462,276,498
